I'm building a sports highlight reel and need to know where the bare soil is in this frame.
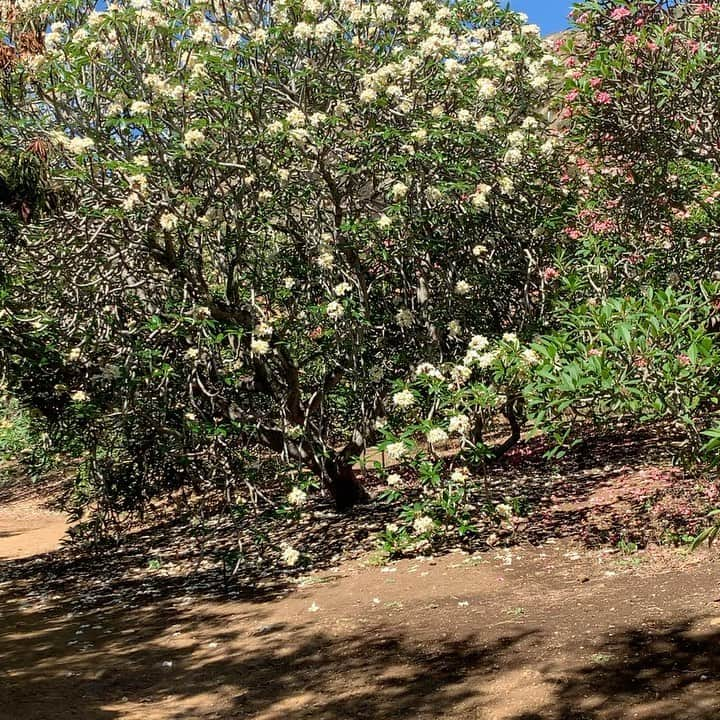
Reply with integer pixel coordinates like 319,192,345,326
3,440,720,720
0,481,67,561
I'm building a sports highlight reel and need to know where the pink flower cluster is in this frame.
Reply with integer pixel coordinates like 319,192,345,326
610,7,632,21
595,91,612,105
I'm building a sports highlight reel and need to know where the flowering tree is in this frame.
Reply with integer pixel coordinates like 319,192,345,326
0,135,64,429
377,0,720,516
559,0,720,295
0,0,567,515
523,0,720,453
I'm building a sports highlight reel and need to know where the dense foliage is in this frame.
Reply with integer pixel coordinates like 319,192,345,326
377,0,720,544
546,0,720,445
2,0,720,553
0,0,567,520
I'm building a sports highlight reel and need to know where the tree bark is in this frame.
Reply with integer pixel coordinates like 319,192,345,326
322,454,370,511
490,396,523,460
255,425,369,511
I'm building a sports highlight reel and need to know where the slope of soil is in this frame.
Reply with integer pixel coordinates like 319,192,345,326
2,470,720,720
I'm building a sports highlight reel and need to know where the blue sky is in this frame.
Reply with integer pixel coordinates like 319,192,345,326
509,0,574,34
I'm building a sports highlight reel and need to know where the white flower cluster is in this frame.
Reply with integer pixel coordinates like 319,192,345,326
326,300,344,320
450,467,469,483
470,183,492,210
159,212,177,231
396,308,414,328
454,280,472,296
426,427,448,445
183,128,205,149
412,514,435,535
392,389,415,408
447,414,470,435
287,487,308,506
281,545,301,566
386,441,408,460
58,136,95,155
250,338,270,355
415,362,444,380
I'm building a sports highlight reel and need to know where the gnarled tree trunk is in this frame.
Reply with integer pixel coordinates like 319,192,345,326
255,425,369,511
322,455,370,511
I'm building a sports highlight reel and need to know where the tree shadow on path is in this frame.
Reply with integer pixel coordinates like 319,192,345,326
513,618,720,719
0,587,533,720
2,577,720,720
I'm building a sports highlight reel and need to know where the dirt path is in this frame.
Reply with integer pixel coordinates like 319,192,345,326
0,494,67,560
3,486,720,719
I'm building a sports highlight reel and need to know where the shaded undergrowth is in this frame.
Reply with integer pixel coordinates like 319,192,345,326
1,424,716,607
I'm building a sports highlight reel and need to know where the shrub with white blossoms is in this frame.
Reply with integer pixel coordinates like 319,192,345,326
373,332,545,551
281,545,301,566
1,0,568,517
380,332,542,473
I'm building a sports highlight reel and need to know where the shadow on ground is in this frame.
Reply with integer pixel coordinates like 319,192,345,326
2,425,720,718
510,617,720,720
1,586,719,720
1,424,712,605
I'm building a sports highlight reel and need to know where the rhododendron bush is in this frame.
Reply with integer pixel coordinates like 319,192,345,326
560,0,720,296
0,0,567,518
518,0,720,452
